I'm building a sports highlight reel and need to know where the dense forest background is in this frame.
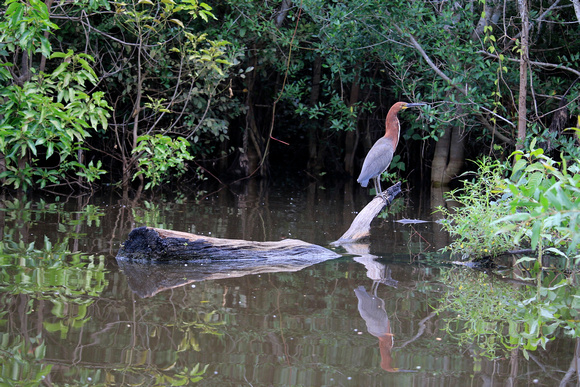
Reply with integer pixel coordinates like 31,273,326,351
0,0,579,195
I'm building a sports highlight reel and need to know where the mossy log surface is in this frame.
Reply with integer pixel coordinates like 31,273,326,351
117,226,340,262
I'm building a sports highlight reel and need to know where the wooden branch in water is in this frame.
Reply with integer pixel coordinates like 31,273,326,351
117,226,340,262
332,182,402,244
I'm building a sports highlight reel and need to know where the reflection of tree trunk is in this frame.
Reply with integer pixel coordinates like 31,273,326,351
507,347,519,386
560,337,580,385
307,56,322,174
344,65,361,176
430,125,464,186
430,185,451,250
516,0,529,150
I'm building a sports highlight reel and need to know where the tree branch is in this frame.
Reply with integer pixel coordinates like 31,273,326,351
392,23,516,129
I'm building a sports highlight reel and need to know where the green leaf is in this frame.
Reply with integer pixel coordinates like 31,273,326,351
530,220,542,250
169,18,184,28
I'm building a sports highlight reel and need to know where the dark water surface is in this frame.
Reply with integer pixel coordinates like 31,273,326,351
1,181,578,386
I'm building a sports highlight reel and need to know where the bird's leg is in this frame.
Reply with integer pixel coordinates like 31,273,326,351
374,176,391,202
373,177,382,197
374,176,384,197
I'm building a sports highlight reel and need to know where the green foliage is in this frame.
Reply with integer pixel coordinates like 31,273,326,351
0,54,110,190
440,142,580,264
1,0,57,56
2,0,580,190
438,157,513,259
495,140,580,266
133,134,194,190
100,0,238,190
0,0,111,191
437,140,580,359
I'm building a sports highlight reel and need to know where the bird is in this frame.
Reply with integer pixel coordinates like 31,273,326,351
357,101,425,196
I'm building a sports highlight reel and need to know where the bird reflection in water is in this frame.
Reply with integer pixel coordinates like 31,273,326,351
355,283,398,372
355,277,416,373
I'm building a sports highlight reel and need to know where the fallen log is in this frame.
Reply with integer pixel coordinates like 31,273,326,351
332,182,402,244
116,227,341,297
117,226,340,262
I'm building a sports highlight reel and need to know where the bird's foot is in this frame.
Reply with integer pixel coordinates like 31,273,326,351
376,191,390,203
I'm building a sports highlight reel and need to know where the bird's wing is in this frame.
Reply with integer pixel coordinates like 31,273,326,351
357,138,395,185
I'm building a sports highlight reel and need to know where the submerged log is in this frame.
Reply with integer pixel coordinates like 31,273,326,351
117,226,340,262
332,182,402,244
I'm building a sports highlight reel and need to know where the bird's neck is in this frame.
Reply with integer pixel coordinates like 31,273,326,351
384,115,400,146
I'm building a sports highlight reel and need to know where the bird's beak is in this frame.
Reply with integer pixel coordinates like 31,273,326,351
405,102,427,108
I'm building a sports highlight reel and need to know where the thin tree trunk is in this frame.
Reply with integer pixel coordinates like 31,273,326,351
130,37,145,190
344,65,361,176
275,0,293,27
244,51,266,177
0,152,4,185
307,56,322,174
39,0,55,73
517,0,529,150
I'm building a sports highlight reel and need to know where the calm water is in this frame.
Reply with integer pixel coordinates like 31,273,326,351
0,180,578,386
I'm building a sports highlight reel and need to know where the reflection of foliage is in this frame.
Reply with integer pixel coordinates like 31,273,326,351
0,249,108,340
131,201,164,227
0,248,108,297
0,334,53,386
0,196,110,385
436,268,580,360
174,311,225,352
0,196,105,235
112,362,209,386
436,269,524,359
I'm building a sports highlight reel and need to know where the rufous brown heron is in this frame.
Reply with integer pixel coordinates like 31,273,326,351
357,102,426,196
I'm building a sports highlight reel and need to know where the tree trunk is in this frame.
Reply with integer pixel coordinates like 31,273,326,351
307,56,323,174
0,152,4,185
275,0,293,27
517,0,529,150
39,0,55,74
344,65,361,176
430,125,464,186
244,51,264,177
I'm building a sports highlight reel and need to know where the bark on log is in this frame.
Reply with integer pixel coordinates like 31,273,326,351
117,226,340,261
332,182,402,244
